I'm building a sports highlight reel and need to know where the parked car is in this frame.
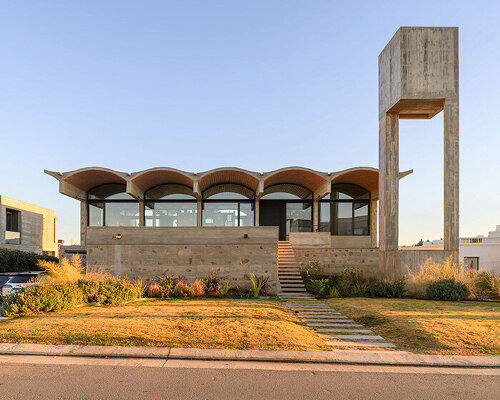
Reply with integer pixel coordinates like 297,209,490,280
0,272,45,301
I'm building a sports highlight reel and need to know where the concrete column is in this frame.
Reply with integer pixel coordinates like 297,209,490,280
254,198,260,226
370,199,378,248
443,100,459,258
139,200,145,226
379,112,399,251
312,199,319,232
80,200,87,246
379,112,400,278
197,198,202,227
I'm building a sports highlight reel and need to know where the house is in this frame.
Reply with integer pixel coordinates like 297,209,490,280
45,27,460,294
0,195,58,257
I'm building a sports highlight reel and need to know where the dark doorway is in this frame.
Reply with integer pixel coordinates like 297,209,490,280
259,200,286,240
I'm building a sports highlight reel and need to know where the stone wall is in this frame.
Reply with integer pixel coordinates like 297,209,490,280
399,249,451,275
85,226,279,294
293,247,380,277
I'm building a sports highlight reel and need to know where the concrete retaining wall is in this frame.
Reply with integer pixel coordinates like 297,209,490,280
85,226,279,294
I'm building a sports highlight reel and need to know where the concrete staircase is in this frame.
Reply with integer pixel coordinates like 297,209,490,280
277,241,307,296
277,241,396,349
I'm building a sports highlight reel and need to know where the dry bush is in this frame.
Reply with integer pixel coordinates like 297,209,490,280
406,256,472,298
38,255,83,283
148,284,162,298
191,280,206,296
173,281,194,297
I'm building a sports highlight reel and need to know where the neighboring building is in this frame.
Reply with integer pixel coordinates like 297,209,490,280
45,27,461,293
0,195,58,257
406,226,500,274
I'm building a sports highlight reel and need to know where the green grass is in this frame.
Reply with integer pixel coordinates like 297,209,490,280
0,298,329,351
323,298,500,356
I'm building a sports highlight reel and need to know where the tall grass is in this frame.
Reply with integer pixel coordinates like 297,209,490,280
38,255,83,283
406,256,472,298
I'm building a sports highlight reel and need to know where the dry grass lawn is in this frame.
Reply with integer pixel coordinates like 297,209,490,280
324,298,500,356
0,298,328,351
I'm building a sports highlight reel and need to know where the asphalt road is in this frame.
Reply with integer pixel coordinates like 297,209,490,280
0,355,498,400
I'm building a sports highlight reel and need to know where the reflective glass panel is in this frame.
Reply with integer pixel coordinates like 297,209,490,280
353,203,369,235
330,184,370,200
88,202,104,226
333,202,353,235
145,184,195,200
203,203,239,226
105,203,140,226
145,202,197,227
88,184,133,200
239,203,255,226
319,202,331,232
286,202,312,235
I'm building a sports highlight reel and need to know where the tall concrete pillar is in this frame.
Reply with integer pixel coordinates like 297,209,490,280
312,199,319,232
444,99,459,257
197,198,203,227
139,200,145,226
254,198,260,226
80,200,87,246
370,198,378,248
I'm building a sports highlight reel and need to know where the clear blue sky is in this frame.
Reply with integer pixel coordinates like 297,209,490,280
1,1,499,245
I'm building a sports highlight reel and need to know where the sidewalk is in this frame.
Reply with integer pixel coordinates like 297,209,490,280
0,342,498,368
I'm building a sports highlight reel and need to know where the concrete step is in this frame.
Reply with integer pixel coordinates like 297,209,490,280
315,325,364,330
319,329,374,335
330,335,384,340
326,341,396,348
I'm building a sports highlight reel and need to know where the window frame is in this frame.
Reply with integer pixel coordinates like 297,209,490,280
202,183,255,227
144,184,198,227
87,184,139,227
319,183,371,236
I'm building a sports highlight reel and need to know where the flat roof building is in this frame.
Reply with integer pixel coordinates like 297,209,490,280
0,195,58,257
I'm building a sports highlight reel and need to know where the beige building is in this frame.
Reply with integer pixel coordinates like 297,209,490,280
0,195,58,257
46,27,460,294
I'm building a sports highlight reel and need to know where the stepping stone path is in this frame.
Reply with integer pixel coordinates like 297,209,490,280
277,241,396,349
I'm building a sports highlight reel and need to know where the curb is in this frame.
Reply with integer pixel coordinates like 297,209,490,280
0,343,498,368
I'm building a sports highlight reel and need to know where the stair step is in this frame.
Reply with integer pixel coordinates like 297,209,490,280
326,341,396,348
319,329,374,334
328,335,384,340
315,325,364,330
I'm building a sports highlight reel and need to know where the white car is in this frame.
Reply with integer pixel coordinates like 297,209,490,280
0,272,44,301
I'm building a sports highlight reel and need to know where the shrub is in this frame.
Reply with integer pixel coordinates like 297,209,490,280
77,277,139,305
406,256,471,298
173,282,195,298
469,272,500,300
300,261,325,281
155,274,177,298
0,248,58,273
1,283,83,317
204,272,222,297
426,279,470,301
249,274,268,297
220,279,232,296
351,282,370,297
307,279,330,296
228,285,248,297
369,279,406,298
147,284,162,298
38,256,83,283
190,280,206,296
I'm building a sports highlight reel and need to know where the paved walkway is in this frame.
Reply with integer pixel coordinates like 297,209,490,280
277,241,396,349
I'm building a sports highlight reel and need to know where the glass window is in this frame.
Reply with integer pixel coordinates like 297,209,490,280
145,202,197,227
262,184,312,200
87,184,139,227
353,203,369,235
105,202,140,226
204,184,254,200
333,202,353,235
203,203,239,226
319,202,331,232
286,202,312,235
88,184,133,200
330,184,370,200
239,203,255,227
89,202,104,227
145,184,195,200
